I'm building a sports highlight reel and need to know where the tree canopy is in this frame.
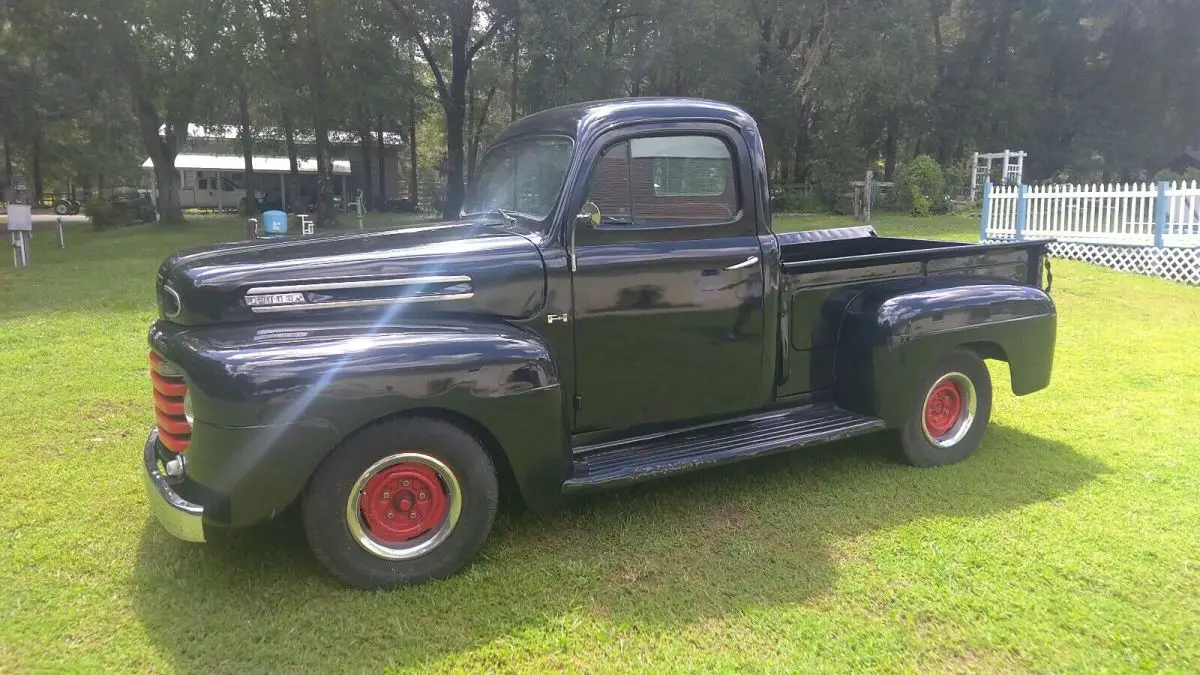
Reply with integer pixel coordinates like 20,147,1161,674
3,0,1198,219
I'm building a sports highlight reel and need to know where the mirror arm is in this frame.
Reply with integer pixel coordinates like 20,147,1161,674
569,216,580,272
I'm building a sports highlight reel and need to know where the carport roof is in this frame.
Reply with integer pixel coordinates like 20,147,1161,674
142,154,352,175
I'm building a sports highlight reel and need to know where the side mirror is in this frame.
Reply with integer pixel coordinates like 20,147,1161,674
568,201,601,274
577,201,601,228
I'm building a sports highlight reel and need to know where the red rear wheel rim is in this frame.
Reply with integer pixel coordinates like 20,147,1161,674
923,380,963,439
358,462,450,544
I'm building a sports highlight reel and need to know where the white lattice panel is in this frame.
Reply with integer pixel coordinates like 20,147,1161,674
984,238,1200,285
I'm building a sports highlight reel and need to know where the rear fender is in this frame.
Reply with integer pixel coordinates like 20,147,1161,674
834,281,1056,426
150,319,568,524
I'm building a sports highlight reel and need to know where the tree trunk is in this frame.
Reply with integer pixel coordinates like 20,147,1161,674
408,101,419,204
152,160,183,223
283,112,300,211
3,133,12,189
31,128,43,204
628,18,647,96
312,115,336,227
357,111,373,210
137,107,184,223
602,1,618,96
237,84,258,215
466,81,475,178
509,9,520,122
97,5,189,224
883,107,899,180
376,115,387,208
929,0,945,79
469,85,497,178
440,30,470,220
296,0,336,227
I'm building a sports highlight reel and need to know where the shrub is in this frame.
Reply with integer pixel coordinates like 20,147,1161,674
84,197,154,230
942,156,973,199
894,155,944,217
84,200,119,231
930,194,955,215
771,187,826,213
1155,167,1200,184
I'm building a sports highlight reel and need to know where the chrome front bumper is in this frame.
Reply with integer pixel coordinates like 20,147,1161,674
142,428,207,543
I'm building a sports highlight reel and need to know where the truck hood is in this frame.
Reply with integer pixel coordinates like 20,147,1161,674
156,219,546,326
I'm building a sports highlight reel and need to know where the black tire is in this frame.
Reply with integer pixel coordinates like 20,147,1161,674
899,349,993,467
302,417,499,589
53,200,70,215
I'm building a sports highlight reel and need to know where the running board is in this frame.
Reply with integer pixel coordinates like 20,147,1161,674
563,404,885,492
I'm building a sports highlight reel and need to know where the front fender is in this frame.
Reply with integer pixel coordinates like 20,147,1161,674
150,318,568,525
835,282,1056,426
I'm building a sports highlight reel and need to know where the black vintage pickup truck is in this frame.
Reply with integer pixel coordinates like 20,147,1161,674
143,98,1055,588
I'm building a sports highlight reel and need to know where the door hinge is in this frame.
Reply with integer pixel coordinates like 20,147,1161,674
547,313,570,324
573,395,583,411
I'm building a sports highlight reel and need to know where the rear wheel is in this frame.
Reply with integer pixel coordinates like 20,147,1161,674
302,417,499,589
899,349,993,467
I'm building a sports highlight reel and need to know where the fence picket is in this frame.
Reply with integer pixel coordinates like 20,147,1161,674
1102,183,1109,235
1134,183,1143,239
1089,183,1097,235
1073,184,1082,235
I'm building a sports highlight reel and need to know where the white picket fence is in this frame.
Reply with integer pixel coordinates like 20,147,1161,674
983,180,1200,247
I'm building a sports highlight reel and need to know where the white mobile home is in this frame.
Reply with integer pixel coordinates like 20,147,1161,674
142,154,352,211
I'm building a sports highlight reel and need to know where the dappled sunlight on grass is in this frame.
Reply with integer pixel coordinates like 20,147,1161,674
1,214,1198,671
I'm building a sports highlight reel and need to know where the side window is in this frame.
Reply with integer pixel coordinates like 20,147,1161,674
585,134,738,227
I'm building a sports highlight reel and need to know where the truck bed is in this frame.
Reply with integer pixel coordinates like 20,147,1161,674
778,226,961,265
775,226,1051,398
778,226,1047,278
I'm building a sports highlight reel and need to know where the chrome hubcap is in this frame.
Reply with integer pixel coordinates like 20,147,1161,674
345,452,462,560
920,372,977,448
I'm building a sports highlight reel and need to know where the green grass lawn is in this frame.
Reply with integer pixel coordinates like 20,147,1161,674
1,213,1198,672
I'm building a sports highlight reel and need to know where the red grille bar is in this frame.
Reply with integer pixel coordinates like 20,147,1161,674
150,351,191,453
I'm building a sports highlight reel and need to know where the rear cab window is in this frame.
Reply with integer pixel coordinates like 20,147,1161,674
586,134,739,228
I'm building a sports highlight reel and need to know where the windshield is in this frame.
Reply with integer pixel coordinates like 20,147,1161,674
462,136,573,223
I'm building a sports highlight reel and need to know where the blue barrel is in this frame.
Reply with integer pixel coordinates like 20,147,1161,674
262,210,288,236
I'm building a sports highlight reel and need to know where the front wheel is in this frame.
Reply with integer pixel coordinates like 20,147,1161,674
899,349,993,467
302,417,499,589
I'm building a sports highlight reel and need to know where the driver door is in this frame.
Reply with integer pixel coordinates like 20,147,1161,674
570,125,766,433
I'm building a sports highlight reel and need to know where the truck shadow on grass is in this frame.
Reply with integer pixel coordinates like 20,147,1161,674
131,425,1104,671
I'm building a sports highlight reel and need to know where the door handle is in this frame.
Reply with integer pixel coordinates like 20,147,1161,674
724,256,759,271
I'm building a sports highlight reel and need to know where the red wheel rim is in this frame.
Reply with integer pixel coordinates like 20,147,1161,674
357,462,450,544
923,380,963,439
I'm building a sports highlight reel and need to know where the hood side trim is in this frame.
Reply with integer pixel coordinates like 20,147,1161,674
246,275,475,314
246,293,476,313
246,275,471,295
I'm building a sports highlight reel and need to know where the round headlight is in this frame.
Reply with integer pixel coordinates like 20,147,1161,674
183,391,194,426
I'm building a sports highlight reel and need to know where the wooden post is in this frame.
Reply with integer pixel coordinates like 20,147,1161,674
280,173,287,212
971,152,979,201
150,169,159,221
216,169,223,211
1015,184,1028,240
979,181,992,241
864,170,873,223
